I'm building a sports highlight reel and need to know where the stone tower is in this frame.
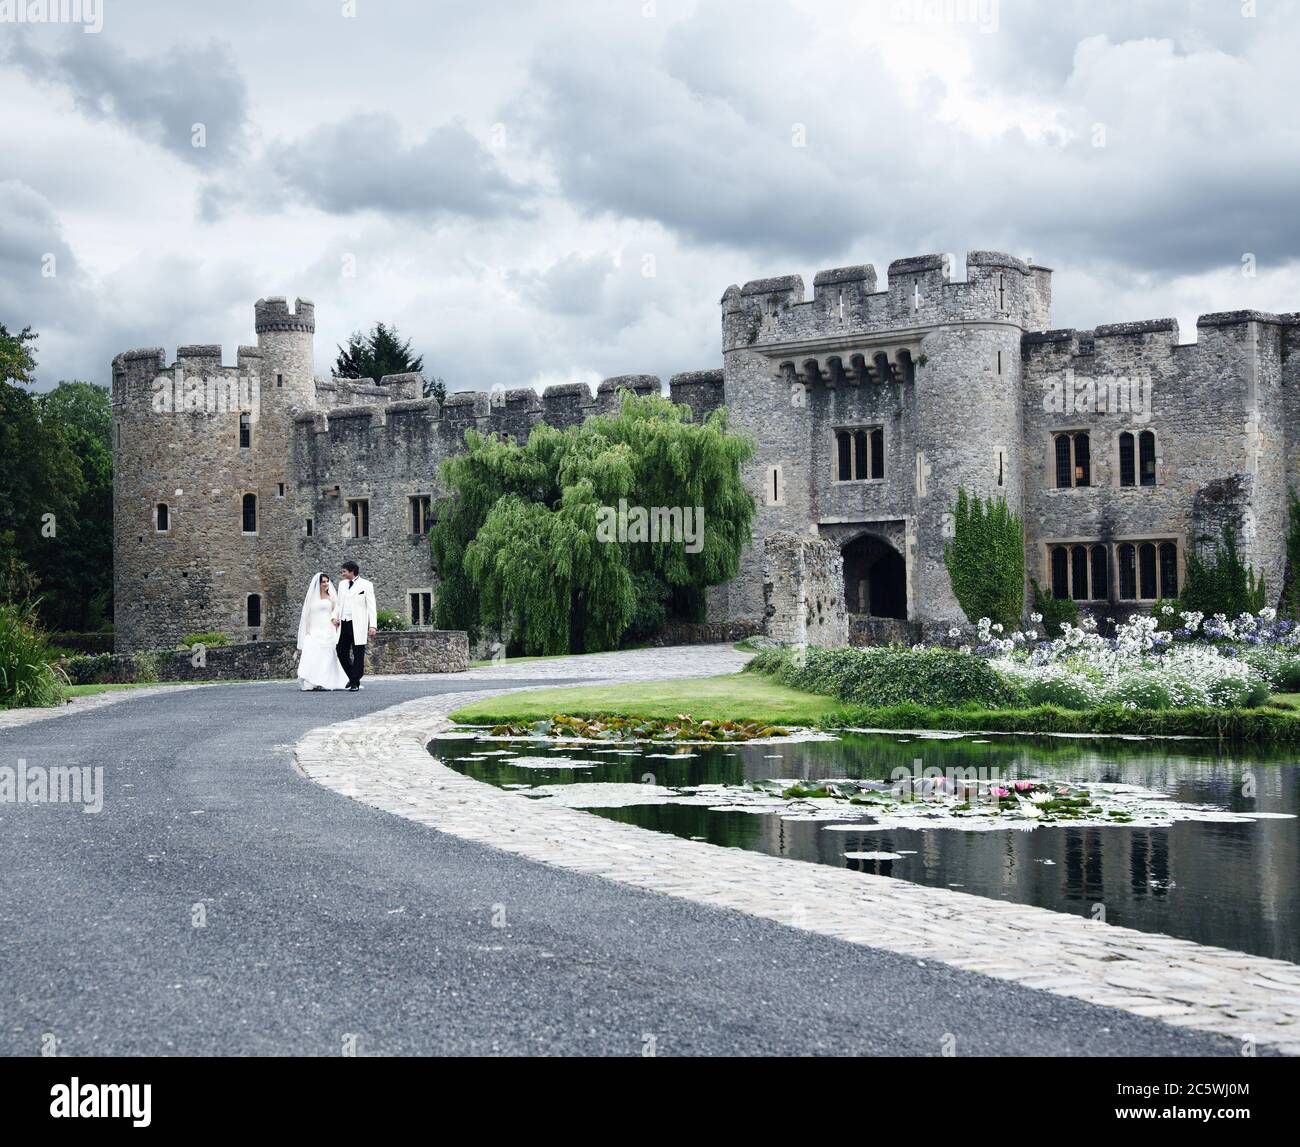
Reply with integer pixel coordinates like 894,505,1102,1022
715,251,1052,634
110,298,315,652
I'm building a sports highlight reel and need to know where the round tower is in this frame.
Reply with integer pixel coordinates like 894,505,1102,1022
906,252,1046,630
110,298,317,652
250,297,317,639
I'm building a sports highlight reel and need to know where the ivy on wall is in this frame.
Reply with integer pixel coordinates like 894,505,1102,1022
943,487,1025,630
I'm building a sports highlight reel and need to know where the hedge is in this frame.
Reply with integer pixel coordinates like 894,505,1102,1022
819,702,1300,743
747,645,1016,709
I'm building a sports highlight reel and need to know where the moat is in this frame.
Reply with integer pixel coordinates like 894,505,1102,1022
431,730,1300,963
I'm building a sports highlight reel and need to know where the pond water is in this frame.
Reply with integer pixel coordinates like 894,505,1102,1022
431,730,1300,963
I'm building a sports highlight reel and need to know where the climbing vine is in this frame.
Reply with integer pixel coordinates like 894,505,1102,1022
944,487,1024,630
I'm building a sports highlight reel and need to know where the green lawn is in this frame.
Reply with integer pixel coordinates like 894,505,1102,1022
450,673,839,726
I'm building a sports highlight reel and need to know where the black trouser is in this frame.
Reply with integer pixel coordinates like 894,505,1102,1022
336,620,366,686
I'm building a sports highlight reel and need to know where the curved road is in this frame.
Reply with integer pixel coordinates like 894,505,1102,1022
0,672,1241,1056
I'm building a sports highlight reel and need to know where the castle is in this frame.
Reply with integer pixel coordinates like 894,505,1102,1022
111,251,1300,653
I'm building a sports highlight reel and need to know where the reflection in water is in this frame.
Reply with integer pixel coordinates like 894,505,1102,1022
433,731,1300,962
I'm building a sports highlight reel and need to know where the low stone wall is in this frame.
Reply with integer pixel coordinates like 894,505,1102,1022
850,616,921,646
644,619,763,647
61,631,469,684
51,632,115,654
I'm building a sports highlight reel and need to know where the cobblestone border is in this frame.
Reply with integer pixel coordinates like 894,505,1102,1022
293,648,1300,1055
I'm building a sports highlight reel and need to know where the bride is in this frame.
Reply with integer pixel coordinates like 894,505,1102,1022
296,572,350,691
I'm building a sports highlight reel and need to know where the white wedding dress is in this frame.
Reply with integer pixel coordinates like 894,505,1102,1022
297,593,350,691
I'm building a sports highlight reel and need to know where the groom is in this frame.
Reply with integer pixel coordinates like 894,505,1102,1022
334,559,377,691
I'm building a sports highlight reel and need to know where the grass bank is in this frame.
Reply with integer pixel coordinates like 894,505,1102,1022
830,701,1300,742
449,673,840,726
450,673,1300,743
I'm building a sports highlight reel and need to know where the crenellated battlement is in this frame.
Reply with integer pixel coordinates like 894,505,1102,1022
254,296,315,334
1022,311,1299,365
110,343,266,409
291,371,714,471
722,249,1053,353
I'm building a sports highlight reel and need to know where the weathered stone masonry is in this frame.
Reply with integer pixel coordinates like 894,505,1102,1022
112,254,1298,652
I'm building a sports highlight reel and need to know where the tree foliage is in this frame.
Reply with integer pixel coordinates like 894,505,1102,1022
943,487,1025,629
334,321,444,402
430,393,754,654
0,323,113,630
33,382,114,631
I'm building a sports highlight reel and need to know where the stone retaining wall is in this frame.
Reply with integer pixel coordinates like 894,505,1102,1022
62,630,469,684
850,616,921,646
644,619,763,647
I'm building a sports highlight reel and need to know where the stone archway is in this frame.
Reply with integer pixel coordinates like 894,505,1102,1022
842,534,907,619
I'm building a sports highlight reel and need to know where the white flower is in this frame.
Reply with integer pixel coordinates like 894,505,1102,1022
948,627,961,638
1030,612,1043,624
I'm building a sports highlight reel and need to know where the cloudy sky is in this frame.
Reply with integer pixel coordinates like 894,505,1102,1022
3,0,1299,391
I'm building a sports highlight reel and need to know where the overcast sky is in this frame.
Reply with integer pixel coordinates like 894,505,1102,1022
3,0,1299,391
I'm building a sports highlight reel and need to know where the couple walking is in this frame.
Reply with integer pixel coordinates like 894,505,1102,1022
294,560,378,691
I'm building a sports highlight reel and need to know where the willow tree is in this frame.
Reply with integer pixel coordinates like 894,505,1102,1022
430,393,754,654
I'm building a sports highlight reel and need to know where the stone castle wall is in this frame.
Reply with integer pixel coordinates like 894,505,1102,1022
1021,312,1296,610
112,256,1300,655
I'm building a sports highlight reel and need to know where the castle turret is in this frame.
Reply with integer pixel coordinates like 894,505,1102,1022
111,299,317,651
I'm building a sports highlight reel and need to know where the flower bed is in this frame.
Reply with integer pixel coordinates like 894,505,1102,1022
750,607,1299,717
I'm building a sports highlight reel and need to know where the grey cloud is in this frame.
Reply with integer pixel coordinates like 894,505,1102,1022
507,252,617,316
263,114,534,221
5,32,249,164
514,51,875,259
513,0,1300,280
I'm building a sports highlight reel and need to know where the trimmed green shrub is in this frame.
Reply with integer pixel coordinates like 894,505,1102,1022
180,631,230,648
1031,577,1077,638
1020,675,1095,710
375,609,407,631
944,488,1024,630
1102,672,1173,710
0,600,67,708
751,645,1016,709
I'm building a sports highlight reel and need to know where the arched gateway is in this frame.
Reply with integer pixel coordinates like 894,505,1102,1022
841,534,907,619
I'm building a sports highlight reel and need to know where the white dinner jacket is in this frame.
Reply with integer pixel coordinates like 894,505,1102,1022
338,576,378,644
